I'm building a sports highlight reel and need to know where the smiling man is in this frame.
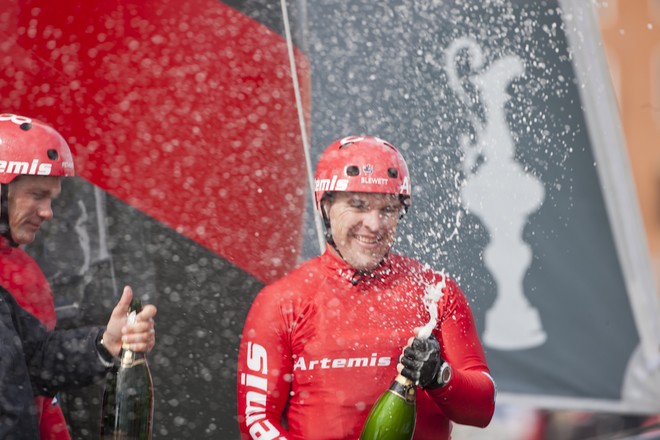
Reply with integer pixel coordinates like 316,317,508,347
322,191,401,273
237,136,496,440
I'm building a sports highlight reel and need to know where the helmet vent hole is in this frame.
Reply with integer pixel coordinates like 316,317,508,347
19,122,32,131
387,168,398,178
346,165,360,176
47,149,59,160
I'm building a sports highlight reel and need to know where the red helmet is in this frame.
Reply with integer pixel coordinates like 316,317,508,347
314,135,411,211
0,113,75,184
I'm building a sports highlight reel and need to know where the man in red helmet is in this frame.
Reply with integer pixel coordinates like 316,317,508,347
237,136,496,439
0,113,157,439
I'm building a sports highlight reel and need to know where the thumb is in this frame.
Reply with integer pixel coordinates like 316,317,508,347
112,286,133,318
102,286,134,357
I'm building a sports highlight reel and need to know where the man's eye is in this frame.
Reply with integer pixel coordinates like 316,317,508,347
350,201,368,210
32,192,53,201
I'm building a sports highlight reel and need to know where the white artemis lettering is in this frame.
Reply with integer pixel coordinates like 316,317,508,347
293,353,392,371
0,160,52,176
314,176,349,192
243,342,286,440
400,176,411,194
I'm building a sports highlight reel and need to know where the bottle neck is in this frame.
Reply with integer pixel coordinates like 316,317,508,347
390,374,416,404
119,344,147,367
119,305,147,367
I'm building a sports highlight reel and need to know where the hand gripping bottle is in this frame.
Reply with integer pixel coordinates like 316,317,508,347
100,298,154,440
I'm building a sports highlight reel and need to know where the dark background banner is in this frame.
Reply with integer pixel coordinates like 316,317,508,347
0,0,657,439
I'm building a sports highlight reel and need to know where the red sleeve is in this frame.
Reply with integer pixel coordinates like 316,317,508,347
237,285,292,440
1,246,68,437
0,246,57,329
425,277,496,427
39,397,71,440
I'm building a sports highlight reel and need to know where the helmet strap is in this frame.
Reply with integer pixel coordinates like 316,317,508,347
320,197,352,264
399,195,410,219
320,200,335,246
0,184,10,241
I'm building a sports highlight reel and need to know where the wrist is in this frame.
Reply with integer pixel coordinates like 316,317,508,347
96,330,117,365
428,361,452,389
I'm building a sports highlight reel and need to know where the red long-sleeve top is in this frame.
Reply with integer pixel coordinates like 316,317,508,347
237,250,495,440
0,235,72,440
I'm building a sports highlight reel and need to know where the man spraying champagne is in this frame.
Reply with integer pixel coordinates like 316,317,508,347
237,136,495,439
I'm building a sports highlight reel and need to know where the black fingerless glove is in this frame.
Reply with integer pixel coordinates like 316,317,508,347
400,334,443,389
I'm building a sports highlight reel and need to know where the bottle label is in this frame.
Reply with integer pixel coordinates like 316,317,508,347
120,346,146,367
388,380,416,404
118,305,147,368
120,309,137,367
127,309,137,325
121,358,146,367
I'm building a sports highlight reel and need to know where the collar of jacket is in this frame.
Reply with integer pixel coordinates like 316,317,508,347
0,235,16,251
320,249,393,286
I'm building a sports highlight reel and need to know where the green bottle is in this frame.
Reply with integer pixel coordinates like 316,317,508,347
359,374,416,440
100,298,154,440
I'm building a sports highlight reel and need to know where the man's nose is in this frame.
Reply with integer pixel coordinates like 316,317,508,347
38,201,54,220
362,209,382,230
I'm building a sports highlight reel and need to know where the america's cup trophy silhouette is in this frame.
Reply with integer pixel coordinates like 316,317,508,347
446,37,547,350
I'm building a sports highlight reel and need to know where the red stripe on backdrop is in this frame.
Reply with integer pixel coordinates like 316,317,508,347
0,0,310,283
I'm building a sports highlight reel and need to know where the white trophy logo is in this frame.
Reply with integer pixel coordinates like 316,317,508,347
446,37,547,350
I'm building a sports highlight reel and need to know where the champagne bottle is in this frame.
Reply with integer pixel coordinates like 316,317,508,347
359,374,416,440
100,298,154,440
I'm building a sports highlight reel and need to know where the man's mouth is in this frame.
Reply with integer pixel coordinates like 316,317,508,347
355,235,380,245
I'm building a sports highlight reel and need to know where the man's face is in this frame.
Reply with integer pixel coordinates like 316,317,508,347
7,175,61,245
325,192,402,271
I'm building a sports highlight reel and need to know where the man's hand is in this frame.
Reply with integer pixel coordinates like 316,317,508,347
398,334,442,388
101,286,157,357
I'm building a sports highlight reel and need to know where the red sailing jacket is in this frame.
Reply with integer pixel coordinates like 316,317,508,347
0,235,72,440
237,250,495,440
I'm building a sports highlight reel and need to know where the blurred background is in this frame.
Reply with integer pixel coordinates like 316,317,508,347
598,0,660,291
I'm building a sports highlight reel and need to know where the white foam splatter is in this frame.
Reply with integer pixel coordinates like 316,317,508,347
418,271,447,339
